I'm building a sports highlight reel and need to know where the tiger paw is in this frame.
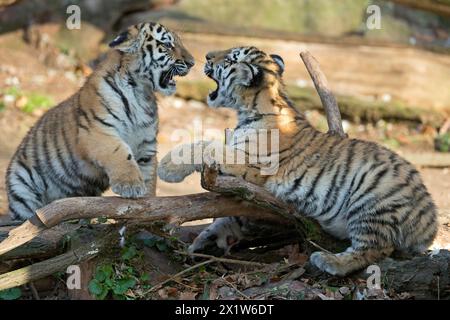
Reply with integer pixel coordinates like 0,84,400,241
158,146,199,183
310,251,347,277
111,173,147,198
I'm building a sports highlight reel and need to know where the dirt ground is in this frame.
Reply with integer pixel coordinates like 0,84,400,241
0,28,449,249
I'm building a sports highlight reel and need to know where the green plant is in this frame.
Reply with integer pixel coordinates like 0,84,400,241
0,287,22,300
1,86,54,113
21,93,54,113
142,234,170,252
88,245,150,300
435,133,450,152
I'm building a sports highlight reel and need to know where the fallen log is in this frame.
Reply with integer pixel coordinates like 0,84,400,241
390,0,450,17
0,226,115,291
0,224,78,261
0,187,295,257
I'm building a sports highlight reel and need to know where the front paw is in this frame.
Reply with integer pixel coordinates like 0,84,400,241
111,173,146,198
158,147,199,183
310,251,345,276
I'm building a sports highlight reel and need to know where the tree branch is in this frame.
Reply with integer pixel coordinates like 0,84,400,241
300,51,346,138
0,181,292,257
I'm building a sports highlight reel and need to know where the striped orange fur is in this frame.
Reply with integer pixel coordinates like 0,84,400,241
6,22,194,220
158,46,438,276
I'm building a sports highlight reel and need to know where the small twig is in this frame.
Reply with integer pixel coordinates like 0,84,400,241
145,259,214,293
219,277,250,300
175,250,268,267
28,282,40,300
307,239,333,254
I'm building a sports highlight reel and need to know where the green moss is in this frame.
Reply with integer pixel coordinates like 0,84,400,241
21,93,54,113
365,15,412,43
178,0,369,36
1,86,54,114
435,133,450,152
56,22,104,61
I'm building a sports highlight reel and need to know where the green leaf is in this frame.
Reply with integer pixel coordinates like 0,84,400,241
0,287,21,300
143,238,156,247
113,277,136,295
94,270,107,282
94,264,113,282
156,241,168,252
97,287,110,300
140,273,150,282
88,279,104,296
121,245,138,261
97,217,108,223
100,264,113,278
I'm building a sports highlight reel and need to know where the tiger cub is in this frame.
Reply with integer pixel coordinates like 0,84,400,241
6,22,194,220
158,46,438,276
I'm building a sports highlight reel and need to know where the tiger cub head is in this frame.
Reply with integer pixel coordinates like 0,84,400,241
109,22,194,96
204,46,284,108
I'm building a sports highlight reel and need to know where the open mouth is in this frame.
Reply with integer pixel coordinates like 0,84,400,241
159,68,179,89
206,70,219,101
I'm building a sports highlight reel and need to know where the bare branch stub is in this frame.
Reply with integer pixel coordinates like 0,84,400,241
300,51,347,138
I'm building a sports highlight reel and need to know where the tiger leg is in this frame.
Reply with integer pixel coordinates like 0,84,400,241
139,155,157,196
188,217,245,256
80,133,146,198
7,190,43,221
158,141,206,183
310,246,394,277
202,143,268,186
6,163,46,220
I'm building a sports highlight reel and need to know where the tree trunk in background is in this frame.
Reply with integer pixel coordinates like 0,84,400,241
389,0,450,17
0,0,178,34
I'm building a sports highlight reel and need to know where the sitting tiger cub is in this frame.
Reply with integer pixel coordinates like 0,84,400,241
158,46,438,276
6,22,194,220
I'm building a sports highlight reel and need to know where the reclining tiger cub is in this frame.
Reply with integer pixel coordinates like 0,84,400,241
158,46,438,276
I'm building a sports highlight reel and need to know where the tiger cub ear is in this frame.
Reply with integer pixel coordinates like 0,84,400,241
270,54,285,76
238,62,262,87
109,26,143,53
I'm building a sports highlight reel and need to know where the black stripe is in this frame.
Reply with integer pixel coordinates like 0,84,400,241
90,109,115,128
8,205,20,220
104,76,133,123
304,165,327,202
76,105,90,132
10,191,34,214
16,159,35,185
97,91,122,123
41,121,78,193
349,167,389,211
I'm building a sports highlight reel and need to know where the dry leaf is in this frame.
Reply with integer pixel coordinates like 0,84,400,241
167,287,178,297
158,288,168,299
179,291,198,300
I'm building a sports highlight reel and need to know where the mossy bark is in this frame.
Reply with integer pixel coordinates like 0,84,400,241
175,81,446,128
